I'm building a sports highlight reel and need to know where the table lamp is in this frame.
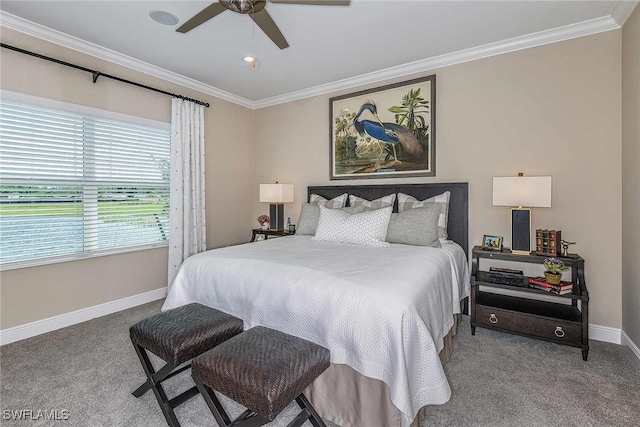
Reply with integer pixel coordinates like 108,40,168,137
492,174,552,255
259,182,294,231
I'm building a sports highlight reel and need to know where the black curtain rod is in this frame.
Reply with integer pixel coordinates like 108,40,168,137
1,43,210,108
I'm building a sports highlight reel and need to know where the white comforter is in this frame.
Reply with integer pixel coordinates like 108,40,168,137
163,236,470,426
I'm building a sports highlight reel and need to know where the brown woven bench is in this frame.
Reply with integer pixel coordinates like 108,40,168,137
192,326,330,427
130,303,243,427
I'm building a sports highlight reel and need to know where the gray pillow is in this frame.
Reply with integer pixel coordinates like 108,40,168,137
297,203,365,235
349,194,396,210
385,204,442,247
397,192,450,241
309,193,348,208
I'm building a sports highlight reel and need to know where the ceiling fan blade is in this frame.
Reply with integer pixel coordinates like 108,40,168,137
176,3,227,33
250,9,289,49
269,0,350,5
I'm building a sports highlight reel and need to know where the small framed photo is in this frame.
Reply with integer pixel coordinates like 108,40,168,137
482,235,503,251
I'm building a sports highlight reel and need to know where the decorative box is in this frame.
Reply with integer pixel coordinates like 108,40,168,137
535,229,561,256
488,267,525,287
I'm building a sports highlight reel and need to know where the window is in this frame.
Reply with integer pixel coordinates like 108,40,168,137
0,92,171,269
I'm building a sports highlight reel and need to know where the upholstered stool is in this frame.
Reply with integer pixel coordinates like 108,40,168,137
130,303,243,427
191,326,330,427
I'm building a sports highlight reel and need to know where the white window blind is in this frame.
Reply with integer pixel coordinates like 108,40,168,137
0,97,171,269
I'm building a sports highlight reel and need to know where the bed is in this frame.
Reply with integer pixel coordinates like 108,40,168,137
163,183,470,427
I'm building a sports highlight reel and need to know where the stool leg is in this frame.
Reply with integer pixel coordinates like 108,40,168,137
287,408,311,427
231,410,270,427
135,363,193,398
194,379,272,427
132,343,181,427
194,380,232,427
295,394,326,427
133,361,175,397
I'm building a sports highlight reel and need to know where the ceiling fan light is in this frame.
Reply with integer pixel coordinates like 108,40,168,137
149,10,179,26
221,0,267,14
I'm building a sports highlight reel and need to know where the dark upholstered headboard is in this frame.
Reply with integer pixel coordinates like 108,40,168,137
308,183,469,256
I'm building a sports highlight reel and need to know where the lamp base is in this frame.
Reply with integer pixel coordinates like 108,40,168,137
510,207,532,255
269,203,285,231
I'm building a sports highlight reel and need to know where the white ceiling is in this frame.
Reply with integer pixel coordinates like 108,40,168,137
0,1,636,108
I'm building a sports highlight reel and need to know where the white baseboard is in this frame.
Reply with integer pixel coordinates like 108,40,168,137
622,331,640,366
0,292,630,350
0,287,167,346
589,324,622,344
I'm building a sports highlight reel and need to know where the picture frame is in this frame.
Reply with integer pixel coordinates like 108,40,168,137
329,75,436,180
482,234,503,251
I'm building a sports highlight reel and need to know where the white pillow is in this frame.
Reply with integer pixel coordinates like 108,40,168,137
309,193,347,208
313,206,392,247
348,194,396,210
297,203,365,236
397,191,450,240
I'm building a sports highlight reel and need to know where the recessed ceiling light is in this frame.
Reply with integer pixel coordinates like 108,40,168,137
149,10,179,26
243,56,256,67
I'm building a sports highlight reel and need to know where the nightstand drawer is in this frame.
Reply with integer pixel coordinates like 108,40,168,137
475,304,582,346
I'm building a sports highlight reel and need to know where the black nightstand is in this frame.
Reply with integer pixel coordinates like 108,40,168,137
250,228,295,242
470,246,589,360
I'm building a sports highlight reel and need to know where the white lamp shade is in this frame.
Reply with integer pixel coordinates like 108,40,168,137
259,183,294,203
493,176,552,208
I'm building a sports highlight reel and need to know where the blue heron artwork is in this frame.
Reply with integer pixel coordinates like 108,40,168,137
352,100,423,162
330,75,435,179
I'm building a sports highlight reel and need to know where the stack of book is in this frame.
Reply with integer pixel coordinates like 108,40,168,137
528,277,573,295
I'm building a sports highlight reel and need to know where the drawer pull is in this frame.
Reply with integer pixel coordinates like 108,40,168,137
554,326,565,338
489,313,498,324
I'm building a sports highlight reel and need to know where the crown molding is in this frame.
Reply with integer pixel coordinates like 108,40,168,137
0,11,255,109
253,15,619,108
611,0,639,26
1,10,621,110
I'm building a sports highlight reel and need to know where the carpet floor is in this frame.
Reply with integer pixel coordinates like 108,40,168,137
1,300,638,427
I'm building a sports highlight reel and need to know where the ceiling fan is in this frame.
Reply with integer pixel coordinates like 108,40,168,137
176,0,350,49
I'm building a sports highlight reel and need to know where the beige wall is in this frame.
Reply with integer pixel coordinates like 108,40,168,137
254,31,623,329
622,6,640,346
0,28,255,329
0,24,629,334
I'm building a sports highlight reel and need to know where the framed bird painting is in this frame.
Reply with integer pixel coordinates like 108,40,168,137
329,74,436,180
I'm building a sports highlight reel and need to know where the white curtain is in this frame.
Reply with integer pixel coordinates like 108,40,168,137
168,98,207,287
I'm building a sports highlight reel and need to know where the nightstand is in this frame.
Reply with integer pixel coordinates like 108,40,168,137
470,246,589,360
250,228,295,242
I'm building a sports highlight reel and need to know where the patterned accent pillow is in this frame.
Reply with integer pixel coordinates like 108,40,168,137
313,206,392,247
386,205,442,247
309,193,347,208
297,204,365,236
397,191,450,240
348,194,396,210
